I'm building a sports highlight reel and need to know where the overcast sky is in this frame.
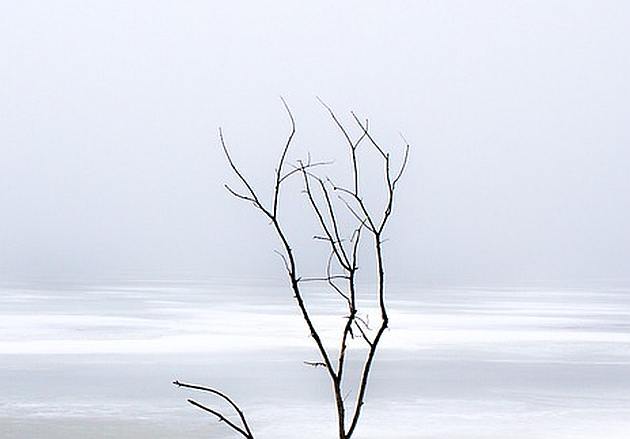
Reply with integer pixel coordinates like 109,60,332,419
1,1,628,284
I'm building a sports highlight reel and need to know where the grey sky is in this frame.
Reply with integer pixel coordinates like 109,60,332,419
1,1,628,284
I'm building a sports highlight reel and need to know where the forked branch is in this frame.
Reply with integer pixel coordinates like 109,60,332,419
176,99,409,439
173,380,254,439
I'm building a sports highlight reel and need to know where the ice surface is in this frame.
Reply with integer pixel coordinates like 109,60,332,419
1,281,629,438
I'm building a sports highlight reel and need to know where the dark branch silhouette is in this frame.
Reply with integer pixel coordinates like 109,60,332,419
173,380,254,439
175,99,409,439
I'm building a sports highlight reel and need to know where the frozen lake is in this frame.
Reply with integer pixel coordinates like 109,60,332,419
2,280,630,438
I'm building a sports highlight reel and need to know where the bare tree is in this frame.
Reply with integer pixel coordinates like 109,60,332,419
174,99,409,439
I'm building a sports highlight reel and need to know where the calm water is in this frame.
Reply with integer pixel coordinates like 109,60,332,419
2,280,630,438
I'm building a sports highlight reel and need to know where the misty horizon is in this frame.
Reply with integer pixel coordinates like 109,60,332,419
2,1,629,285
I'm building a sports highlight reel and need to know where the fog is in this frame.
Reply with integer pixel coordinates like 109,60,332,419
1,1,629,284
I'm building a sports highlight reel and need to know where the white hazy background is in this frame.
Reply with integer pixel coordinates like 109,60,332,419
1,1,630,439
2,0,629,283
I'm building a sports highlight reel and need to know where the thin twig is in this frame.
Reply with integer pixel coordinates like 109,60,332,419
174,380,254,439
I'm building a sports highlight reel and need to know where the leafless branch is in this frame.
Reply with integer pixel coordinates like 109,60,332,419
279,160,333,185
350,112,387,159
182,100,410,439
299,163,351,271
220,129,269,218
273,250,290,273
174,380,254,439
303,361,327,368
272,97,296,218
224,184,257,205
187,399,252,439
299,275,350,283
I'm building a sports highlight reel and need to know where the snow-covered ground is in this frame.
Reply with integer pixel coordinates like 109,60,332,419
2,280,630,438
